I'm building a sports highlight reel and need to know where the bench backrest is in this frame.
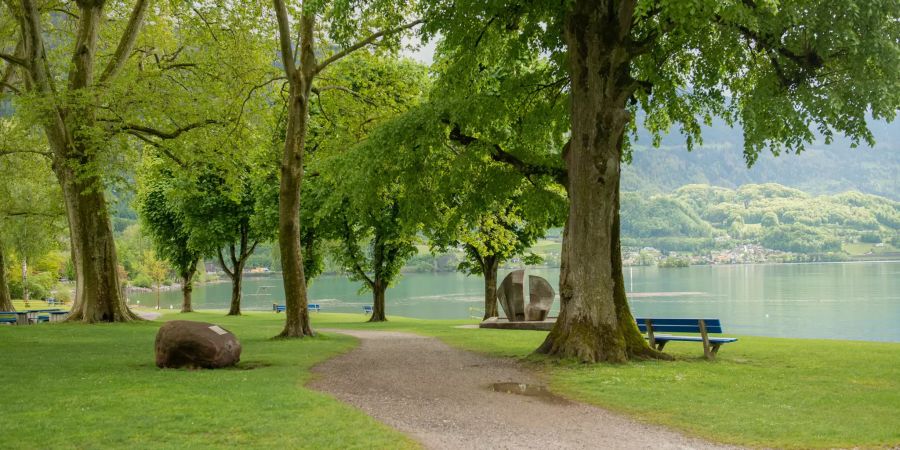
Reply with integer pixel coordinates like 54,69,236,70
308,304,320,310
273,304,286,312
635,318,723,334
363,305,373,312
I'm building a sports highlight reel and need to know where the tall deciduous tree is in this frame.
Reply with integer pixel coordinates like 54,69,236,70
172,168,276,316
424,0,899,362
135,163,202,313
0,118,63,311
270,0,422,336
0,0,152,321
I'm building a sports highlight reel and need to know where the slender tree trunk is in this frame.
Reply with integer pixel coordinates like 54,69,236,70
537,0,662,362
482,256,499,320
0,247,13,311
227,260,244,316
180,259,197,313
369,278,387,322
276,15,316,338
21,256,28,302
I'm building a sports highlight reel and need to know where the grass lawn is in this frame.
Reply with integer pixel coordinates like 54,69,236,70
3,311,898,449
0,312,416,450
313,313,900,449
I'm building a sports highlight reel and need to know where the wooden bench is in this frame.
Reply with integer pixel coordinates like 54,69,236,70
363,305,373,314
635,318,738,360
273,304,320,313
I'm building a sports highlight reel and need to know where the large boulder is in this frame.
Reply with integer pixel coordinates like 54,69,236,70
497,270,526,321
155,320,242,369
526,275,555,321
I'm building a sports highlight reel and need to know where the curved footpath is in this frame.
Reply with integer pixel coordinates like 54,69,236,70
309,329,738,450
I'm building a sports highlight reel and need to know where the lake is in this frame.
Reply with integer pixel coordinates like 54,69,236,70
130,261,900,342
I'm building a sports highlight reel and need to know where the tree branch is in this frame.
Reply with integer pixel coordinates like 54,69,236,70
0,149,52,158
0,52,27,69
446,124,568,186
315,19,424,74
272,0,297,79
99,0,149,84
217,249,234,278
312,85,377,106
117,120,220,140
340,215,374,288
1,210,62,218
124,131,186,167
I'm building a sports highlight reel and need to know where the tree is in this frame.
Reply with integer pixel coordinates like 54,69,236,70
135,162,202,313
302,54,429,322
139,250,170,310
0,118,64,310
0,0,153,321
424,0,898,361
270,0,422,337
172,167,276,316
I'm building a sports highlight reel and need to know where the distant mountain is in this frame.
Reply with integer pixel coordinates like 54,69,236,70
622,119,899,200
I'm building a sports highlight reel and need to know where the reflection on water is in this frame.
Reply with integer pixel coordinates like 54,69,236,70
130,261,900,342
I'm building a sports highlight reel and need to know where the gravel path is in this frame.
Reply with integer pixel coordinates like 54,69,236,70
309,329,738,450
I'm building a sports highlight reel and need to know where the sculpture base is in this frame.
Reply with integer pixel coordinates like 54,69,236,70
479,317,557,331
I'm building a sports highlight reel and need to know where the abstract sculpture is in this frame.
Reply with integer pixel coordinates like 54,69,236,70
496,270,555,322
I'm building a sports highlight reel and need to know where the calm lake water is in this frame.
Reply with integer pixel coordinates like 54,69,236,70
130,261,900,342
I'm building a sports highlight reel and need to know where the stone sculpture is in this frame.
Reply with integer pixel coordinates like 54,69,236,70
497,270,526,321
526,275,555,321
497,270,555,322
155,320,242,369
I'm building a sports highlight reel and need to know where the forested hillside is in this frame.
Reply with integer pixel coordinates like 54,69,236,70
620,184,899,256
622,120,899,199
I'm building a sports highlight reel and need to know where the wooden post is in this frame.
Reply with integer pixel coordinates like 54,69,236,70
699,319,713,360
645,319,656,348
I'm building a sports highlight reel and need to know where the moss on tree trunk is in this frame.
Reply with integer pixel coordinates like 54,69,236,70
61,169,137,323
536,0,667,362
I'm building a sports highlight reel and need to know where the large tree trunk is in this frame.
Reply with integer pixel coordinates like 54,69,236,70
15,0,142,323
276,15,316,338
482,256,499,320
0,246,13,311
61,168,137,322
537,0,663,362
369,278,387,322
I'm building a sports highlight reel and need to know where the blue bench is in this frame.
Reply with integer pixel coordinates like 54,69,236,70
1,311,31,325
635,318,737,360
273,304,320,313
0,312,18,325
363,305,373,314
